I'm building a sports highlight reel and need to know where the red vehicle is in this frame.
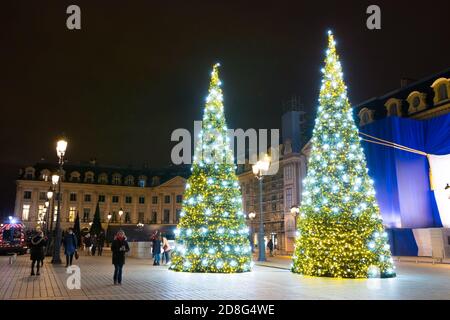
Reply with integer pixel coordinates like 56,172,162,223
0,220,28,255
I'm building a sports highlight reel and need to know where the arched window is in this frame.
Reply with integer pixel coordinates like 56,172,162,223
98,173,108,184
40,169,51,181
84,171,94,183
384,98,403,117
438,84,448,101
125,175,135,186
358,107,375,126
431,78,450,105
70,171,81,182
138,175,147,188
407,91,427,114
25,167,35,180
112,173,122,185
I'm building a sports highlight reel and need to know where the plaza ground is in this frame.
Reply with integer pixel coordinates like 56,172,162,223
1,251,450,300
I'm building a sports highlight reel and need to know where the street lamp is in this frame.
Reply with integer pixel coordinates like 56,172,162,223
118,208,124,228
252,153,271,262
248,212,256,253
105,214,112,246
445,183,450,199
52,137,67,264
290,205,300,237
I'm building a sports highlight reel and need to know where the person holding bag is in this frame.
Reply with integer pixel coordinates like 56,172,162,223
161,235,171,265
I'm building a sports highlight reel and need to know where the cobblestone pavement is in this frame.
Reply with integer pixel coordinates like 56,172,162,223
1,253,450,300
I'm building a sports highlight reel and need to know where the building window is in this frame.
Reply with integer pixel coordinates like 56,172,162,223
24,191,32,200
125,196,132,204
98,195,106,202
176,195,182,203
85,172,94,183
151,211,157,223
164,195,171,204
138,179,146,188
286,188,292,209
138,212,144,223
112,196,119,203
98,173,108,184
84,194,91,202
163,209,170,223
83,208,90,222
37,205,45,221
152,196,158,204
284,165,293,180
39,192,47,201
112,174,121,185
70,172,80,182
438,84,448,101
25,167,35,180
22,204,30,221
175,209,181,223
272,202,277,211
125,212,131,223
139,196,145,204
125,175,134,186
70,192,77,202
53,206,58,222
69,207,76,222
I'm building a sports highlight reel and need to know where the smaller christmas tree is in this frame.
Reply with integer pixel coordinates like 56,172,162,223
89,202,103,236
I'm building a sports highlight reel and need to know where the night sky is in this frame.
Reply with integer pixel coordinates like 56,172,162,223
1,0,449,216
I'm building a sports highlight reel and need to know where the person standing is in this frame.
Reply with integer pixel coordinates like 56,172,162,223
91,234,98,256
83,233,92,255
267,239,274,257
97,231,105,256
63,228,78,267
111,231,130,285
152,234,162,266
161,235,171,265
30,229,46,276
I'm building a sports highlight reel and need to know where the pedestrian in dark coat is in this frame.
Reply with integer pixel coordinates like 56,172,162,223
30,229,46,276
267,239,274,257
111,231,130,285
63,228,78,267
97,231,105,256
152,235,162,266
91,234,98,256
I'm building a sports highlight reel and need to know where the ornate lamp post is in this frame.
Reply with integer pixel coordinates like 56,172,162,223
51,137,67,264
252,153,271,262
105,213,112,246
290,205,300,230
118,208,124,228
248,212,256,253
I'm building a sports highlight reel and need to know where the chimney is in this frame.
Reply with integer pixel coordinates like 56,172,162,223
400,78,415,88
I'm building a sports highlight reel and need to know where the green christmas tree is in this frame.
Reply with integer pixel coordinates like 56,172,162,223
89,201,103,236
291,31,396,279
170,63,252,273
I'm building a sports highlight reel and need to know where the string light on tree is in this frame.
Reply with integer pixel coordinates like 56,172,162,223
291,31,396,279
170,63,252,273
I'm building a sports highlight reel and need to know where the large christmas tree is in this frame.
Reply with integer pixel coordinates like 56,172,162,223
170,63,252,273
291,31,396,279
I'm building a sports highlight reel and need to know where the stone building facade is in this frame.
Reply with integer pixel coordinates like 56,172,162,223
14,161,190,236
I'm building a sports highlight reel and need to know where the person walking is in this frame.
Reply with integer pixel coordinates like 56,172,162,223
97,231,105,256
83,233,92,255
63,228,78,267
267,239,274,257
161,235,171,265
152,234,162,266
111,230,130,285
91,234,98,256
30,229,46,276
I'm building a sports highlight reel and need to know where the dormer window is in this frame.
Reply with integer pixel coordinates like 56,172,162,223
40,169,51,181
70,171,81,182
152,176,160,186
84,171,94,183
112,173,122,185
138,175,147,188
125,175,135,186
25,167,35,180
358,107,375,126
407,91,427,114
431,78,450,104
98,173,108,184
384,98,403,117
